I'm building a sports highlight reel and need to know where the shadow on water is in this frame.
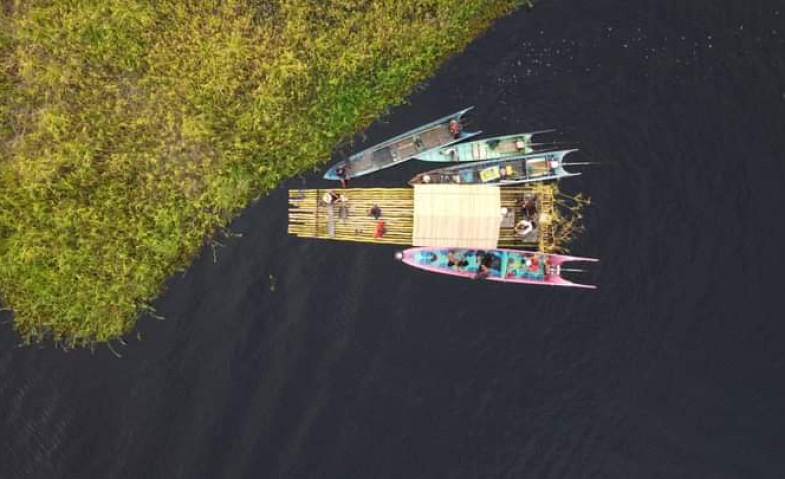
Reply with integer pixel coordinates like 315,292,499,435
2,0,785,477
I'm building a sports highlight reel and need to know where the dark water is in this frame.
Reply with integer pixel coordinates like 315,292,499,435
3,0,785,477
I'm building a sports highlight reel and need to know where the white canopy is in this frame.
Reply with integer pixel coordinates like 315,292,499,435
412,185,501,248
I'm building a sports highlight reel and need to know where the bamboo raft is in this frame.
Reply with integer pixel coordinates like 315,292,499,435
288,185,559,251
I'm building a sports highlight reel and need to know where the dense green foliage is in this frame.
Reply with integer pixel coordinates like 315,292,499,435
0,0,525,347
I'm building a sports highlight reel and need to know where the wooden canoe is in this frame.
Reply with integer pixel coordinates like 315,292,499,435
408,149,580,186
411,131,551,163
323,107,480,181
396,246,597,288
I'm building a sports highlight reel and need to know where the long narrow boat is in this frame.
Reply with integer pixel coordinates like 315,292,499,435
408,149,579,186
324,107,480,181
412,131,551,163
396,247,598,289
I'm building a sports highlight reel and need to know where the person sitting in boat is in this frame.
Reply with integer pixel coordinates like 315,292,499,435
335,165,349,188
505,258,522,278
447,250,469,270
448,119,462,138
473,251,495,280
522,252,540,272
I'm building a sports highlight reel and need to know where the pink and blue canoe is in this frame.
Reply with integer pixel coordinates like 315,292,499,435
395,247,598,289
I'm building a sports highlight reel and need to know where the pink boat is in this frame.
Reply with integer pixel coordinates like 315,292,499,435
395,247,598,289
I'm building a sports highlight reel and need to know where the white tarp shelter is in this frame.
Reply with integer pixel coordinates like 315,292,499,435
412,185,501,248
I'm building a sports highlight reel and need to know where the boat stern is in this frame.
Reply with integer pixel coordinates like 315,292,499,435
323,161,348,180
547,253,599,289
554,149,581,177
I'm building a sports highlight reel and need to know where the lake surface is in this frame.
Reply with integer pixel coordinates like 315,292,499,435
2,0,785,477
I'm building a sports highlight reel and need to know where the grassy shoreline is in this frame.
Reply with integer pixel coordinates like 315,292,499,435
0,1,526,347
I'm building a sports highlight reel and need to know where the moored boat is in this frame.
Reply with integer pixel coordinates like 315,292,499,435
395,246,597,288
408,149,580,186
412,131,551,163
324,107,480,181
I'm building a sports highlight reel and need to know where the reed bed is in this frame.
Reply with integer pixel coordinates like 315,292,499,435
0,1,527,346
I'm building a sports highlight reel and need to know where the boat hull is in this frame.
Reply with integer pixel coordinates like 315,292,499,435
324,107,480,180
412,131,550,163
397,247,597,288
408,149,580,186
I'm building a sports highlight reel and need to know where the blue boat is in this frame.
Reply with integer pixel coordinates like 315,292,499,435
408,149,580,186
411,131,551,163
324,107,480,181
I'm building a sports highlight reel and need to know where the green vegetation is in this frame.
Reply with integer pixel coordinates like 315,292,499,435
548,192,590,253
0,0,526,347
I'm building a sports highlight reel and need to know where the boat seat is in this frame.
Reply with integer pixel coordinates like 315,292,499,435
420,124,453,148
372,147,394,164
526,159,549,176
496,141,520,153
